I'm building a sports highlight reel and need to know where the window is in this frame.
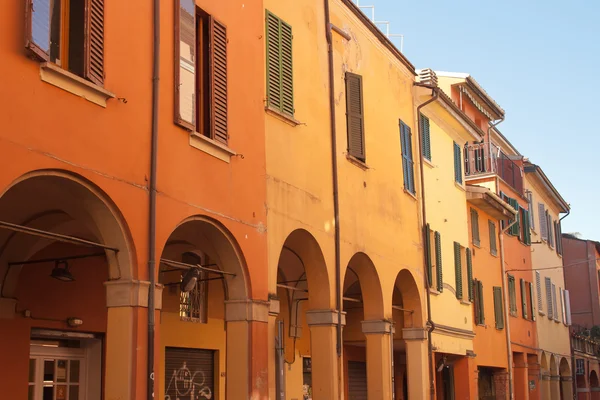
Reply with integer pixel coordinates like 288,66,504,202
471,209,480,247
426,224,433,287
564,290,572,325
508,198,520,236
508,275,517,316
560,287,566,324
519,206,531,245
576,359,585,375
400,121,415,194
552,283,558,322
545,277,553,320
473,279,484,325
466,248,474,301
454,242,464,299
435,231,443,292
547,211,554,248
175,1,229,144
538,203,548,240
265,10,294,117
489,220,497,256
179,253,209,323
25,0,104,84
555,221,563,255
493,286,504,329
346,73,365,161
528,282,536,321
420,113,431,161
527,191,535,231
453,142,463,184
520,278,528,319
535,271,543,314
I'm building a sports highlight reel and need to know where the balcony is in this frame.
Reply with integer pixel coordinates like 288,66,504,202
464,142,523,195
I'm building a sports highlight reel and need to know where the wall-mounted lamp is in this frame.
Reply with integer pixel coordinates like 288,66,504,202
51,261,75,282
66,317,83,328
180,267,200,293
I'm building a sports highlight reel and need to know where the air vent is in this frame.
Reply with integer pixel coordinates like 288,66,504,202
418,68,438,87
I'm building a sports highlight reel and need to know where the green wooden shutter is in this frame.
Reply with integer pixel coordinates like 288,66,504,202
265,11,282,111
523,209,531,245
435,231,443,292
453,142,462,184
520,278,528,319
473,279,481,324
265,11,293,116
489,220,497,256
510,199,520,236
454,242,463,299
471,209,480,246
280,20,294,116
400,121,415,194
425,224,432,287
346,73,365,160
466,248,473,301
508,275,516,315
420,113,431,161
493,287,504,329
478,281,485,325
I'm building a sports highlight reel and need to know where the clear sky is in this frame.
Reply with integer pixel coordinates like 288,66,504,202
369,0,599,239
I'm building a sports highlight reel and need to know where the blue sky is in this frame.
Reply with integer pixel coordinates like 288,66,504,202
370,0,599,239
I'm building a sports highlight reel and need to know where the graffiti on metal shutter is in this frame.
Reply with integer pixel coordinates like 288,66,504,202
165,347,215,400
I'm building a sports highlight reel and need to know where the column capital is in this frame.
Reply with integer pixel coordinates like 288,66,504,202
225,299,270,323
402,327,428,341
104,279,163,309
549,375,560,381
268,298,280,316
560,376,573,382
0,297,16,319
306,309,346,327
362,320,394,334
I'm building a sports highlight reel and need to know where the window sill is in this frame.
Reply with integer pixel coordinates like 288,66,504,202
539,311,545,316
423,158,434,168
460,300,471,306
429,288,442,296
189,132,236,163
490,250,498,257
454,181,466,192
404,189,418,201
40,62,114,107
473,241,481,248
265,105,301,126
346,154,369,170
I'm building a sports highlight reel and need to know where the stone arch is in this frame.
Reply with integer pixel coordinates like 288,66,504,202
343,252,385,320
159,215,251,301
0,170,136,299
550,354,558,376
276,229,330,310
392,268,424,328
559,357,570,377
540,352,548,372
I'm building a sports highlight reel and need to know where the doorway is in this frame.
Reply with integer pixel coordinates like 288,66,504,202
28,335,102,400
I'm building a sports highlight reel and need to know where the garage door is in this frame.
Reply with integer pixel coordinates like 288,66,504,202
165,347,215,400
348,361,367,400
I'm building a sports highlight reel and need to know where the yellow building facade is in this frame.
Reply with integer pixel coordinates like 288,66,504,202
415,81,485,399
524,162,573,399
263,0,428,399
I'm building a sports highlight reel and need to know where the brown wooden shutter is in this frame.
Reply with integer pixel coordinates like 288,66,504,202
84,0,105,85
345,72,365,161
25,0,51,61
209,17,228,144
174,0,196,130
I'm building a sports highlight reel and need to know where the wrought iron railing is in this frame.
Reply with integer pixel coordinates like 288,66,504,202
464,142,523,194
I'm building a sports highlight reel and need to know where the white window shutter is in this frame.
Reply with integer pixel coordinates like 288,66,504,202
564,290,572,325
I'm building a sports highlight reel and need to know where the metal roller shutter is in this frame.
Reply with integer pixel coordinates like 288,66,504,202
348,361,367,400
165,347,215,400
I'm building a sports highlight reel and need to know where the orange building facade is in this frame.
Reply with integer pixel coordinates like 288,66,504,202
0,1,270,399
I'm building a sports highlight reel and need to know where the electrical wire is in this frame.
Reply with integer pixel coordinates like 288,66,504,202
505,257,600,273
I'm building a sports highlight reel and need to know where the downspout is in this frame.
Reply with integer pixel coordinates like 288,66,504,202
323,1,343,398
559,210,576,397
501,218,519,400
147,0,160,398
415,83,439,397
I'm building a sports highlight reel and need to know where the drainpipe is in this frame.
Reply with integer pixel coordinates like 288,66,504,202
559,210,575,397
501,218,519,400
323,0,343,398
147,0,160,398
415,83,439,397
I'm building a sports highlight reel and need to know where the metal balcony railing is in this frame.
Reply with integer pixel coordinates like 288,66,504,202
464,142,523,195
